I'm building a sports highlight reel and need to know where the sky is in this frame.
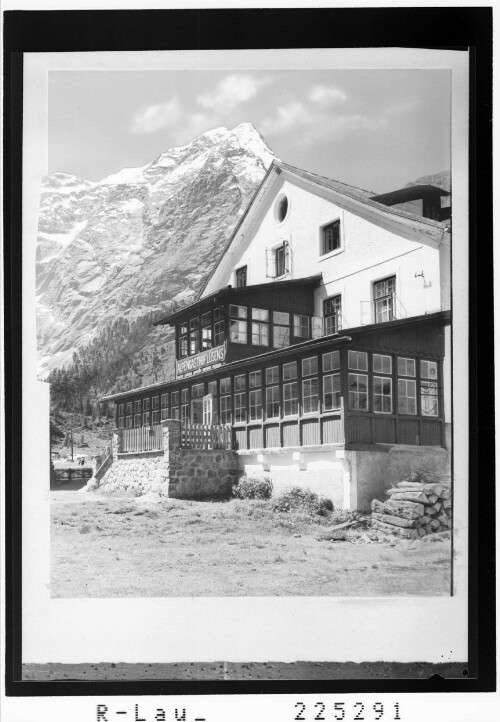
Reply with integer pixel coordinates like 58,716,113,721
49,69,451,193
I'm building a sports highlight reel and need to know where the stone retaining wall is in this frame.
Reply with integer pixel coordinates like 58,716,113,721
96,421,240,499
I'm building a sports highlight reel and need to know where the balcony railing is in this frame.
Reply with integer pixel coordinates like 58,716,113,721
310,314,346,338
360,294,407,326
180,422,233,450
122,424,164,453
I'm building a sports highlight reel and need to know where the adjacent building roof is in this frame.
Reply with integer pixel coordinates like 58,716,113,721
370,184,450,206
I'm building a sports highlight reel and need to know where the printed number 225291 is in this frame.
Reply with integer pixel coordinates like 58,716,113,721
294,702,402,721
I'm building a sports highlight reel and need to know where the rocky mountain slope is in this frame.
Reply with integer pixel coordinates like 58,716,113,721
37,124,276,405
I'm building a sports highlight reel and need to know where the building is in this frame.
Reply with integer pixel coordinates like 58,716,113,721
100,160,451,510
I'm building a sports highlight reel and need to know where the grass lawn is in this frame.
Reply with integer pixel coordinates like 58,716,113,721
51,490,451,597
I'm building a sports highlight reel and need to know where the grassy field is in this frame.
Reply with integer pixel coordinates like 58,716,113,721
51,490,451,597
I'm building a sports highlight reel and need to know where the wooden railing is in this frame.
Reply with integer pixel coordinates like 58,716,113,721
180,422,232,450
122,424,164,453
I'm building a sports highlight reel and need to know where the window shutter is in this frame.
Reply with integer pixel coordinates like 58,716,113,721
265,248,276,278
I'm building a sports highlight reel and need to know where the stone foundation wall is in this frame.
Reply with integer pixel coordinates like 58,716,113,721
97,421,240,499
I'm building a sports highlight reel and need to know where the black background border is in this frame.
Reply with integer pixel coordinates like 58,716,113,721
3,6,494,697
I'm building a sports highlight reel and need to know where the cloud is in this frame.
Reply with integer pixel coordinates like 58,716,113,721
130,97,182,135
170,112,218,146
260,93,422,146
309,85,347,106
385,99,421,116
197,74,271,111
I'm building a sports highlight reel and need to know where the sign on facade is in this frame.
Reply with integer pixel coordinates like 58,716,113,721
176,341,227,378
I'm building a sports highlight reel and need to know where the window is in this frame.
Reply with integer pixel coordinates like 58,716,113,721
202,327,212,350
348,350,368,371
234,392,247,423
161,408,168,421
323,350,340,372
152,396,159,409
208,380,218,397
220,377,231,394
171,406,179,420
302,356,318,377
180,322,188,335
252,308,269,347
214,320,225,346
161,393,168,407
373,376,392,414
201,311,212,350
134,414,141,428
143,412,150,426
294,314,310,339
398,357,416,377
283,382,298,416
252,322,269,346
398,379,417,415
302,378,319,414
236,266,247,287
273,311,290,348
266,366,279,385
189,329,200,355
181,405,189,422
373,354,392,374
421,360,438,380
266,386,280,418
214,308,225,346
274,193,289,223
126,402,133,415
190,317,199,331
323,295,342,335
230,304,247,344
420,360,439,416
324,374,341,411
373,276,396,323
420,382,439,416
220,395,232,424
275,243,287,277
126,416,133,428
249,389,263,420
283,361,297,381
152,410,160,424
142,398,149,411
322,220,341,255
249,370,262,388
234,374,246,391
179,336,188,358
191,383,204,398
119,404,125,416
171,391,179,405
118,417,125,429
348,374,368,411
181,388,189,403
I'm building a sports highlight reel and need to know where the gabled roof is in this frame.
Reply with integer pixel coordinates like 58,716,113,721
198,160,451,299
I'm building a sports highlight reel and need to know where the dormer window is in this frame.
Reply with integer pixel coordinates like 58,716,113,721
322,220,341,255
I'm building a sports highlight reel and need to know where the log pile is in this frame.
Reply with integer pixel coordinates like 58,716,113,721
370,472,452,539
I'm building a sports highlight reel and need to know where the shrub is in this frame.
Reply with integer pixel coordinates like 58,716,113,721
232,475,273,500
271,487,333,515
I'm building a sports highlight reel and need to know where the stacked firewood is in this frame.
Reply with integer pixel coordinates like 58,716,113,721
370,472,452,539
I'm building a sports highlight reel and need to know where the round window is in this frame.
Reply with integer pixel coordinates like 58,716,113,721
274,193,289,224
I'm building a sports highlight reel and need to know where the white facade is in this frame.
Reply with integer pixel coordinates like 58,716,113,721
205,172,450,328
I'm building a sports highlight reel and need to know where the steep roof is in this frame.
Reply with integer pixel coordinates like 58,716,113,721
198,160,450,299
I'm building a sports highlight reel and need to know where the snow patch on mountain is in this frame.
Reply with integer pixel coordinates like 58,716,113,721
37,124,277,386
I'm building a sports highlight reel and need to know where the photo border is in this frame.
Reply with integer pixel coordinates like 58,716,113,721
3,6,494,697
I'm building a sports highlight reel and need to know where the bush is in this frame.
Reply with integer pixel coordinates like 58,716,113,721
232,475,273,500
271,487,333,515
